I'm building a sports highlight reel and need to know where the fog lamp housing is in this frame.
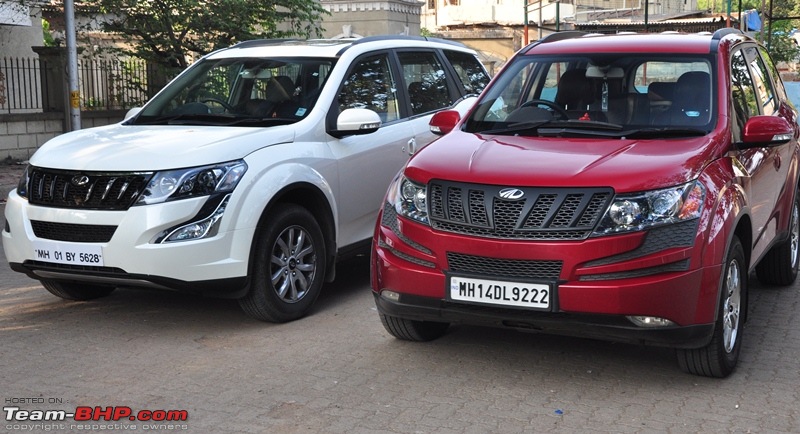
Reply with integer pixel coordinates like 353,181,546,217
627,316,676,328
380,290,401,302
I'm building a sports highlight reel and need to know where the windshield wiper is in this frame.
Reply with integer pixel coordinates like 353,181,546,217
479,120,552,135
534,120,624,137
134,113,297,127
618,127,709,139
536,125,708,139
222,117,297,126
133,113,237,126
480,119,626,137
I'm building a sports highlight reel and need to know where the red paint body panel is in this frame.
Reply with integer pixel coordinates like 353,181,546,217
524,34,716,56
405,132,720,193
375,218,721,326
371,31,800,351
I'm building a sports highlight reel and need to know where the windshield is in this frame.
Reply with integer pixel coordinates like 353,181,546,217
465,53,715,138
131,57,335,126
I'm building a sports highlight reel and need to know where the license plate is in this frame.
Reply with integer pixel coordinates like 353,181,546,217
448,275,551,310
31,240,104,266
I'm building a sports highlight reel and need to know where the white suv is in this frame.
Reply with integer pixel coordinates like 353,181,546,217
2,36,489,321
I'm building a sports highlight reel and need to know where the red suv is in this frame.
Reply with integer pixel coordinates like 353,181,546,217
371,29,800,377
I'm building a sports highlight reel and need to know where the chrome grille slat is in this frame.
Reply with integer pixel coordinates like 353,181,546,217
117,181,130,200
429,181,613,241
101,178,116,201
48,176,56,199
28,168,153,210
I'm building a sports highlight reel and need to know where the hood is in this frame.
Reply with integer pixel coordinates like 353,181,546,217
405,131,722,193
30,124,295,171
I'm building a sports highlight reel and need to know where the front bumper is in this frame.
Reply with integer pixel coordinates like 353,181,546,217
373,292,715,348
372,205,723,348
2,190,252,297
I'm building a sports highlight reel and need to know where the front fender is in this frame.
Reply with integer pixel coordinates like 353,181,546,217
693,161,748,324
217,143,339,242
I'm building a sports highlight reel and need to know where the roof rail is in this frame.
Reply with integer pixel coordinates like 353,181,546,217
712,27,742,41
710,27,745,53
333,34,468,56
518,31,590,53
350,34,467,48
231,39,304,49
540,31,590,44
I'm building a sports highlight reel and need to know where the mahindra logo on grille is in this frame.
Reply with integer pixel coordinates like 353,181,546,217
71,175,90,187
498,188,525,200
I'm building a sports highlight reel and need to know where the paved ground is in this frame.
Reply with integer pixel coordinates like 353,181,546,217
2,207,800,433
1,82,799,434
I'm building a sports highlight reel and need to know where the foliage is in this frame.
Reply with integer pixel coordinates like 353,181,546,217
696,0,760,13
81,0,329,76
760,32,799,63
42,19,58,47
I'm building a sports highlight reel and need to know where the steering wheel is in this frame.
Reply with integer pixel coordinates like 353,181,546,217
201,97,235,112
519,99,570,120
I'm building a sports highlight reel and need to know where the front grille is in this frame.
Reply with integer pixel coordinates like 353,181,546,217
31,220,117,243
429,181,613,240
28,167,152,210
447,252,563,280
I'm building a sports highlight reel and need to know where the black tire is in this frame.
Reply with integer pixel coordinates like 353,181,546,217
379,313,449,341
756,192,800,286
41,280,115,301
239,204,326,322
677,236,746,378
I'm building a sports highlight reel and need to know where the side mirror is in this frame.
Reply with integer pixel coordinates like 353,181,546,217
738,115,795,148
429,110,461,136
329,108,381,138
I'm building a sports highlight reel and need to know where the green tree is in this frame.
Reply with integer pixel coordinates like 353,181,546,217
42,19,58,47
696,0,761,14
83,0,328,74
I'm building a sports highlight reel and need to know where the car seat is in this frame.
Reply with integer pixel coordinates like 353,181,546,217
666,71,711,126
555,69,607,121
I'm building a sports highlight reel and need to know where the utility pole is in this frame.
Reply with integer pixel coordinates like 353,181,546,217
64,0,81,130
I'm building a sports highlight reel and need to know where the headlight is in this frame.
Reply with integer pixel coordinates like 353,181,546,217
135,160,247,205
593,181,705,236
16,165,29,199
388,175,429,224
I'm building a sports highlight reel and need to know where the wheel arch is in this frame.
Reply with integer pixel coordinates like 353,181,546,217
695,174,749,325
253,182,338,283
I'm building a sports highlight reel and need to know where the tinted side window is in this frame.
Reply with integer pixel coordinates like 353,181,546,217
338,54,399,123
757,46,790,105
746,46,777,116
397,51,452,115
731,49,759,142
443,50,490,95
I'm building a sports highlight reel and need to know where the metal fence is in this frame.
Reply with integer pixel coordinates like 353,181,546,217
0,57,42,113
0,56,152,114
80,58,150,111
